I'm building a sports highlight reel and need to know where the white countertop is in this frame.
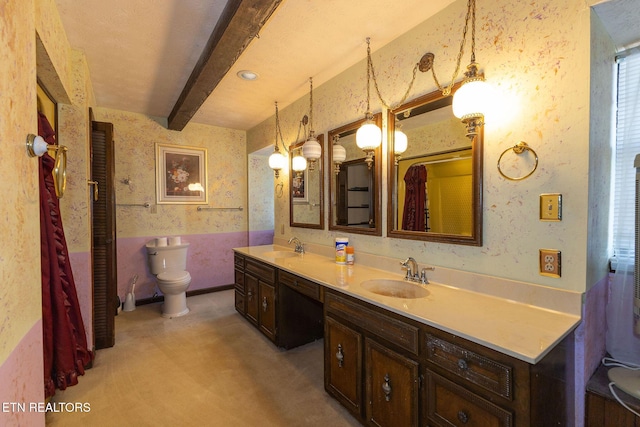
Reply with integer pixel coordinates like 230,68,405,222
234,245,582,364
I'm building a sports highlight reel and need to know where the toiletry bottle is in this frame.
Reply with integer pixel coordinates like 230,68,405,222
346,246,355,265
335,237,349,264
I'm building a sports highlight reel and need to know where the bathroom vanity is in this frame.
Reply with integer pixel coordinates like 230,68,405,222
233,245,581,427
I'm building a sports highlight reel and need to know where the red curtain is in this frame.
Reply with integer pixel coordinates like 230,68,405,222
39,112,93,398
402,165,427,232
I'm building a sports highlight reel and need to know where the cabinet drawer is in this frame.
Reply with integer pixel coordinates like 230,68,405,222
234,268,244,292
325,291,419,355
234,253,244,268
426,333,513,400
426,370,513,427
279,270,321,301
245,258,276,284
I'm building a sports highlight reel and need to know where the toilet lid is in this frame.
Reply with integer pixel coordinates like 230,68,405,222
157,270,191,284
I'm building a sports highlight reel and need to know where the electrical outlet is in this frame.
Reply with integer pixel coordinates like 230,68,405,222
539,249,561,278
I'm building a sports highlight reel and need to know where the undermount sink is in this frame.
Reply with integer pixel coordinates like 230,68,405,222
261,250,300,259
360,279,429,299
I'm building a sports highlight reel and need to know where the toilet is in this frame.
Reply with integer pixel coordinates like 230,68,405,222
145,239,192,318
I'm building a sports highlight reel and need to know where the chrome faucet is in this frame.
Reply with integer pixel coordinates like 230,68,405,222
401,257,419,281
288,236,305,254
401,257,434,284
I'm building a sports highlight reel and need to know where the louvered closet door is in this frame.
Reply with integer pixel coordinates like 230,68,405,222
91,121,117,349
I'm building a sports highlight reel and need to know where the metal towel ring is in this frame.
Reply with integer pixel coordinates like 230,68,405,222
497,142,538,181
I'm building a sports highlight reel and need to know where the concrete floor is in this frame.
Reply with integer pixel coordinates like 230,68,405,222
46,289,361,426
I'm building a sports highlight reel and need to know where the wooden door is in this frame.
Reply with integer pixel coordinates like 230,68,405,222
91,121,117,349
258,281,276,341
365,338,419,427
245,273,259,326
325,316,363,417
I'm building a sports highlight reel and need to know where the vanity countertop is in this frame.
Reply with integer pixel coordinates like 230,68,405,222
233,244,582,364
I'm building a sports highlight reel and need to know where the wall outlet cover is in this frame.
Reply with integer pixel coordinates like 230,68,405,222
539,249,561,278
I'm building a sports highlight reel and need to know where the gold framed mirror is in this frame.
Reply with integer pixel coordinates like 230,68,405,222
289,134,324,229
328,114,382,236
387,88,483,246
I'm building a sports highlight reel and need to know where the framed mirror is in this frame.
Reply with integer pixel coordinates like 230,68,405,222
328,114,382,236
387,88,483,246
290,134,324,229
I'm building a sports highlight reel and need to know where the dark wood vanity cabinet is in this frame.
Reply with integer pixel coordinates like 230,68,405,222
233,252,323,348
234,254,277,343
324,289,420,427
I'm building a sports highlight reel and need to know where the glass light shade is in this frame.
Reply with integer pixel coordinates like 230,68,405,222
333,143,346,164
452,77,491,120
356,121,382,151
302,136,322,161
268,150,286,171
292,155,307,172
394,129,408,154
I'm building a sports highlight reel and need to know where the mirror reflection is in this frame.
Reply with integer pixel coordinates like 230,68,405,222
329,114,382,236
388,90,482,246
290,134,324,229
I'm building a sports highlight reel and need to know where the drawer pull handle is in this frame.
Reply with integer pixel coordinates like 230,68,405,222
457,410,469,424
457,358,468,370
262,296,268,312
382,374,392,402
294,280,299,287
336,344,344,368
247,290,253,300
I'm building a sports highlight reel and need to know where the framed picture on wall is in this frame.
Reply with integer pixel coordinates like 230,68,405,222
156,143,208,204
292,169,308,203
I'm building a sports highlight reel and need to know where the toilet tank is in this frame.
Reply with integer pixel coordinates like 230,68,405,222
146,240,189,274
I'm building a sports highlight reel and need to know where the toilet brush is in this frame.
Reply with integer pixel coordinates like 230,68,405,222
123,274,138,312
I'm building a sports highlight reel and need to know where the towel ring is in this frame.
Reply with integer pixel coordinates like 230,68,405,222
497,142,538,181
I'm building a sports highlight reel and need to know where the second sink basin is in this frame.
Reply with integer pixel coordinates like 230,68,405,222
361,279,429,299
261,250,300,259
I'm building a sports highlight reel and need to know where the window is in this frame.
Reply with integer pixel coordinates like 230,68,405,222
612,50,640,264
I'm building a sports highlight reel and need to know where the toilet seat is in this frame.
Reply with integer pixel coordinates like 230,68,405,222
157,270,191,286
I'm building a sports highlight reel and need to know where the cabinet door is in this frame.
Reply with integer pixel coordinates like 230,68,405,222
365,338,419,427
325,316,362,417
259,281,276,342
245,273,259,326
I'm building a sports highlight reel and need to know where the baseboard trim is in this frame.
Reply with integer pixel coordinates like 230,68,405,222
135,284,234,306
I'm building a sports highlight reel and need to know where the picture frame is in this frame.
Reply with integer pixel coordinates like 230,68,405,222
292,168,308,203
155,143,208,204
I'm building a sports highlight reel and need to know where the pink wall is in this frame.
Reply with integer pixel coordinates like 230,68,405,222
0,321,45,426
249,229,274,247
116,231,249,301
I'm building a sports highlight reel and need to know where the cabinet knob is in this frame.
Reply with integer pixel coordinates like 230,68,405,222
457,410,469,424
262,296,268,312
247,290,253,300
382,374,392,402
457,358,468,370
336,344,344,368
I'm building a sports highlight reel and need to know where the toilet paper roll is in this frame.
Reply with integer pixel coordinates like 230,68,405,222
169,236,181,246
156,237,168,247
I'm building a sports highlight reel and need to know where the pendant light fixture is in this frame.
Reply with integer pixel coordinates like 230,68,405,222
301,77,321,171
356,38,382,169
332,135,347,175
268,102,287,179
291,149,307,178
393,121,408,165
450,0,490,138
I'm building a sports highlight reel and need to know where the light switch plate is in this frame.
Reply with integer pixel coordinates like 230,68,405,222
540,193,562,221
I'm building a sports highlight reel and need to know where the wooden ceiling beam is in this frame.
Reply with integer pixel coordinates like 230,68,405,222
168,0,281,131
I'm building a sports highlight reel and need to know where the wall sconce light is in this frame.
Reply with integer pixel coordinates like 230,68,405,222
268,102,288,179
393,123,408,165
356,38,382,169
301,77,322,171
332,135,346,175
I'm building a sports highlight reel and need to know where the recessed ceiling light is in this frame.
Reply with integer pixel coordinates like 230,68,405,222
237,70,259,81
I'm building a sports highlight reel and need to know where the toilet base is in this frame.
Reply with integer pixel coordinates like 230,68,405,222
161,293,189,318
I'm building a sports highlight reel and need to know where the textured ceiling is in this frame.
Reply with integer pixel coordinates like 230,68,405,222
54,0,456,131
55,0,640,132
